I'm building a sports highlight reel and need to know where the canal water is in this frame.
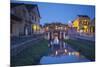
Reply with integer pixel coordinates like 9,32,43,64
40,39,90,64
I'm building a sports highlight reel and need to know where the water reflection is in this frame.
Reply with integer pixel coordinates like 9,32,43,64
68,52,71,56
64,49,67,53
40,36,90,64
55,51,58,55
48,38,80,57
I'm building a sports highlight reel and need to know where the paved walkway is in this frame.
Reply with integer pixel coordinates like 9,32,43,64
11,38,40,49
75,35,95,42
11,35,43,56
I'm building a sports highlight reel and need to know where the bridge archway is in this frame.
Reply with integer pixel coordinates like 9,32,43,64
46,30,67,40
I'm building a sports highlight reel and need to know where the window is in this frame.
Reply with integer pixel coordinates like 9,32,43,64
23,9,26,18
84,21,88,25
35,16,37,22
32,16,34,20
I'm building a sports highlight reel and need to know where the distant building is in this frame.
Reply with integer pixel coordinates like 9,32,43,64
10,3,41,36
43,22,68,40
72,15,90,33
44,22,67,32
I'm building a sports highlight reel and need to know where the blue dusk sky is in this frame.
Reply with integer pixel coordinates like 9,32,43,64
11,1,95,25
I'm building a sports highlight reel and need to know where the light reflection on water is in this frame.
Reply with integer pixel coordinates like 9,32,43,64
40,40,90,64
48,40,80,57
40,32,90,64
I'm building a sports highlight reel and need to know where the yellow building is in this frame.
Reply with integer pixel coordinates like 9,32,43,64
72,15,90,33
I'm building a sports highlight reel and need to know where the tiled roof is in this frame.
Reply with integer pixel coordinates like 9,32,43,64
11,3,41,17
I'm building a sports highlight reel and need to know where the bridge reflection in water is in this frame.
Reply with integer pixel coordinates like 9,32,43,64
40,31,90,64
48,41,80,57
